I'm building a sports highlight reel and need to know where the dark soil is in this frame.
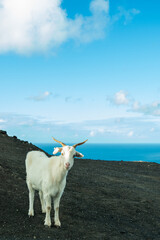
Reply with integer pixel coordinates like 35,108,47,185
0,130,160,240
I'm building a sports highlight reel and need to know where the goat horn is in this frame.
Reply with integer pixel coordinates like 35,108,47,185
52,137,66,147
73,139,88,148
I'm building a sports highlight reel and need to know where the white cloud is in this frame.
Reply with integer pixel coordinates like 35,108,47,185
89,128,105,137
150,128,155,132
90,130,95,137
0,0,109,54
90,0,109,14
28,91,52,101
128,130,134,137
132,101,140,110
108,91,160,117
112,6,140,25
152,101,159,107
114,90,129,105
131,101,160,116
107,90,129,106
0,119,6,123
0,0,140,54
107,88,160,118
107,90,130,106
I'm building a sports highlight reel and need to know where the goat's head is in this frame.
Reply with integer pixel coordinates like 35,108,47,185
52,137,88,170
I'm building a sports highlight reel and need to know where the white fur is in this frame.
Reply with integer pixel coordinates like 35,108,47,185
25,145,84,227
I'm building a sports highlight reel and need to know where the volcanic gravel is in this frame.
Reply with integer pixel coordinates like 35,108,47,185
0,131,160,240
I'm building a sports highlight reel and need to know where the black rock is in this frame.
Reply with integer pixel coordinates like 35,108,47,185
0,130,7,135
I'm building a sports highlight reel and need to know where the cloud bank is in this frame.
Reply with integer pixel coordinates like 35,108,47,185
107,90,160,117
131,101,160,116
0,0,109,54
1,113,160,143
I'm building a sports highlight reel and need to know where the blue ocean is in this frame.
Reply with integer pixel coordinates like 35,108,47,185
35,143,160,164
35,143,160,163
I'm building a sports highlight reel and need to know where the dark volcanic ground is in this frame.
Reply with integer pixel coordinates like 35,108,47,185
0,130,160,240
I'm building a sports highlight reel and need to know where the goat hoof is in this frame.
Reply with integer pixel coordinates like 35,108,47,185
54,223,61,228
44,222,51,228
28,210,34,217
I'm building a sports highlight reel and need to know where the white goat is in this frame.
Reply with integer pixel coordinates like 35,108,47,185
25,137,87,227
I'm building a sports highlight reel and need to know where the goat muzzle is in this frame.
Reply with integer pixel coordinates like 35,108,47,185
65,162,70,169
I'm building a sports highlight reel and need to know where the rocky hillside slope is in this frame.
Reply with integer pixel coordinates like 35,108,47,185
0,130,160,240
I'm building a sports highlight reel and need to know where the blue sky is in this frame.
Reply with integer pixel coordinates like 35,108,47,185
0,0,160,143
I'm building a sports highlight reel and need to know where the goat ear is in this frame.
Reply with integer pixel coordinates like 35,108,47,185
75,151,84,158
53,147,62,155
